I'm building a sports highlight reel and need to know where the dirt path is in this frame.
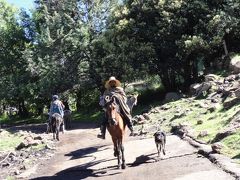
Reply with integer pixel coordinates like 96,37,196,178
26,122,235,180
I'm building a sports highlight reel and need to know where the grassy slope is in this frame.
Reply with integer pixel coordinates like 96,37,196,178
145,98,240,161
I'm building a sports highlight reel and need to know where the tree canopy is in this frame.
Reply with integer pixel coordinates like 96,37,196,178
0,0,240,116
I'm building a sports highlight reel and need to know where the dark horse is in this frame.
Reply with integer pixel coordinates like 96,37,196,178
105,95,127,169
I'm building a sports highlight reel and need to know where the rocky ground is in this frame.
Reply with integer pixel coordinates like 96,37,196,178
0,124,57,179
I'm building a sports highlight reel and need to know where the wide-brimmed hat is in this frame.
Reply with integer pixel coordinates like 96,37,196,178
105,76,121,89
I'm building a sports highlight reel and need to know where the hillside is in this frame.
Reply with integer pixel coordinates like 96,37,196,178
132,73,240,163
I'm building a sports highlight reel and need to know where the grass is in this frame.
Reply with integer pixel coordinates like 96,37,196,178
0,109,102,126
6,176,15,180
0,115,46,126
0,132,23,151
221,131,240,159
72,110,102,122
31,143,46,151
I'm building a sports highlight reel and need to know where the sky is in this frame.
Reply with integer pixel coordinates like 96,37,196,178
6,0,34,10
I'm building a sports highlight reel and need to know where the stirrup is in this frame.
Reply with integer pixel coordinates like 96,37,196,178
97,134,105,139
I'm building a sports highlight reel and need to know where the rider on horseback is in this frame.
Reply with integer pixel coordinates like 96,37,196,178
97,76,136,139
47,95,65,133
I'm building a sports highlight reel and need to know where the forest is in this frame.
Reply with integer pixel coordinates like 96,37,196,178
0,0,239,118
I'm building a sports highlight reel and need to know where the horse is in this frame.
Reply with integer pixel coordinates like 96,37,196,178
105,95,127,169
50,113,65,141
63,110,72,129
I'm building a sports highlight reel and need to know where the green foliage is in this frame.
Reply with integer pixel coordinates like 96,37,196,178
0,0,240,118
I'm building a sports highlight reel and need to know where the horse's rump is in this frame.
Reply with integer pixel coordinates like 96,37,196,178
51,113,64,140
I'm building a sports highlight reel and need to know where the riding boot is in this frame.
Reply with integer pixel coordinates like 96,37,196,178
97,124,107,139
127,120,137,136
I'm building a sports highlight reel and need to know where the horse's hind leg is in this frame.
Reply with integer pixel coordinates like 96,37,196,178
62,122,65,134
112,137,118,157
113,139,121,169
120,142,126,169
116,143,121,169
56,125,60,141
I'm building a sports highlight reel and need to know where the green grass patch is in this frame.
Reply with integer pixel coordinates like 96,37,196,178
221,131,240,159
31,143,46,151
0,133,23,151
6,176,15,180
0,115,46,126
72,110,102,122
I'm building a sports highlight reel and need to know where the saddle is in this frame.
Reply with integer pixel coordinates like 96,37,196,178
105,94,131,126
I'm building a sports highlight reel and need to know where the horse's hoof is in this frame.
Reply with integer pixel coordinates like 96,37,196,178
122,164,126,169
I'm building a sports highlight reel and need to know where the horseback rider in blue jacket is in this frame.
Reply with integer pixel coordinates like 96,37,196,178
47,95,65,133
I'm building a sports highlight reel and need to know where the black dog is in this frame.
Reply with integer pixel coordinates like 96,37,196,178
154,130,166,159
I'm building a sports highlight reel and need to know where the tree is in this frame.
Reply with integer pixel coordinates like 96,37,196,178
0,0,31,117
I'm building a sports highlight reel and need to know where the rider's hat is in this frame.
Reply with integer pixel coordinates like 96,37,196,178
52,95,59,100
105,76,121,89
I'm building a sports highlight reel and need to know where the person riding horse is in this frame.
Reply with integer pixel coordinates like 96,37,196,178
47,95,65,133
97,76,136,139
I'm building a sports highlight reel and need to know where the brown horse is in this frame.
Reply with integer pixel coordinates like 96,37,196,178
105,95,126,169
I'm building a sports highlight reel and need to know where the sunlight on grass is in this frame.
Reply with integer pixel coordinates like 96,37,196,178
0,133,23,151
146,97,240,158
72,110,102,122
31,143,46,151
0,115,46,126
221,131,240,159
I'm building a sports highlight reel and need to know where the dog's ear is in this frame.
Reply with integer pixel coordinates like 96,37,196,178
153,132,157,136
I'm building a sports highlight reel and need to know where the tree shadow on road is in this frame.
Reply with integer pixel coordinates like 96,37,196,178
30,143,132,179
30,166,122,180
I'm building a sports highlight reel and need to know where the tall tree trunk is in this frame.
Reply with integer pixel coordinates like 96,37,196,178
222,39,231,69
37,106,44,116
18,100,29,118
159,69,177,92
76,90,82,112
183,54,198,89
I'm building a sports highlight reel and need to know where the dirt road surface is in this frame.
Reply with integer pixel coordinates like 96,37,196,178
27,123,235,180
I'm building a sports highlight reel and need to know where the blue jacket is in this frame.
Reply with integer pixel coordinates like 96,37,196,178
49,100,65,118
